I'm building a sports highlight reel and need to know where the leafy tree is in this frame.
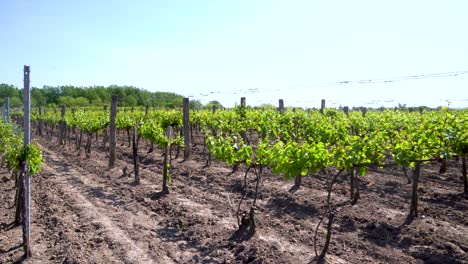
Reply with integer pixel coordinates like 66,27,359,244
0,83,184,108
0,84,21,106
9,97,22,107
204,100,224,110
74,97,90,107
31,88,47,106
0,83,19,98
189,100,203,111
123,95,138,107
90,98,103,105
58,96,75,107
255,104,276,110
42,86,61,105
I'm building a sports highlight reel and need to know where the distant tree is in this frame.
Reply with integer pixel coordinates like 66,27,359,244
9,97,22,107
0,84,21,107
108,85,126,99
255,103,276,110
0,83,19,98
58,96,76,107
139,90,152,106
189,100,203,111
31,88,47,106
92,86,110,103
60,85,81,98
204,100,224,110
0,83,185,109
167,97,183,108
124,95,138,107
42,86,61,105
74,97,90,107
90,98,103,105
59,96,90,107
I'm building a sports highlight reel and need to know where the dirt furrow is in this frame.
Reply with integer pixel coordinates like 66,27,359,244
40,149,169,264
3,132,463,263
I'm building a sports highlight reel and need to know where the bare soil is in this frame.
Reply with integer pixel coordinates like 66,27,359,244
1,130,467,263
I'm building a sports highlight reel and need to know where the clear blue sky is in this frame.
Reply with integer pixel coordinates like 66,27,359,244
1,0,467,108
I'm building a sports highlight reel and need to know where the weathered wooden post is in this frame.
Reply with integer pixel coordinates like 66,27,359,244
23,65,32,258
278,99,284,114
38,106,43,136
361,107,367,117
320,99,326,114
2,103,5,123
6,97,10,123
60,105,66,145
132,125,140,185
109,95,118,168
241,97,246,108
183,98,190,160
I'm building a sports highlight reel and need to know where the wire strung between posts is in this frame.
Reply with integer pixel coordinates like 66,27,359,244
189,70,468,97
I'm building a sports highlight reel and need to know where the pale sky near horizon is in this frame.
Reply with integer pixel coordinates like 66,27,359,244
1,0,467,108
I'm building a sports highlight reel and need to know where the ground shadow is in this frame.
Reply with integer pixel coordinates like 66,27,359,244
265,193,318,220
149,191,168,200
0,220,17,231
420,192,468,210
156,226,227,264
0,243,22,255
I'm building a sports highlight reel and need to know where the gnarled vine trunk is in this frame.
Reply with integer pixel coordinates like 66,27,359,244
85,132,92,158
462,156,467,194
231,165,262,242
132,126,140,185
409,161,422,219
350,167,360,204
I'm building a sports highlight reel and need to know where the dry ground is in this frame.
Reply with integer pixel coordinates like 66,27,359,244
1,130,467,263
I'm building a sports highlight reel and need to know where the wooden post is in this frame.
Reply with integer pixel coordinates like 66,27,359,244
6,97,10,123
320,99,325,114
2,103,5,123
361,107,367,117
38,106,43,136
60,105,66,145
23,65,31,258
132,126,140,185
278,99,284,114
2,101,6,123
145,104,149,116
183,98,190,160
212,105,216,114
109,95,118,168
241,97,246,108
344,106,349,116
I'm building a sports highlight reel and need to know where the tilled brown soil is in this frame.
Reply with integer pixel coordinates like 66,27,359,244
1,132,468,263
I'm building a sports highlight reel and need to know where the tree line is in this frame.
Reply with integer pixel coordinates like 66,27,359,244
0,83,194,109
